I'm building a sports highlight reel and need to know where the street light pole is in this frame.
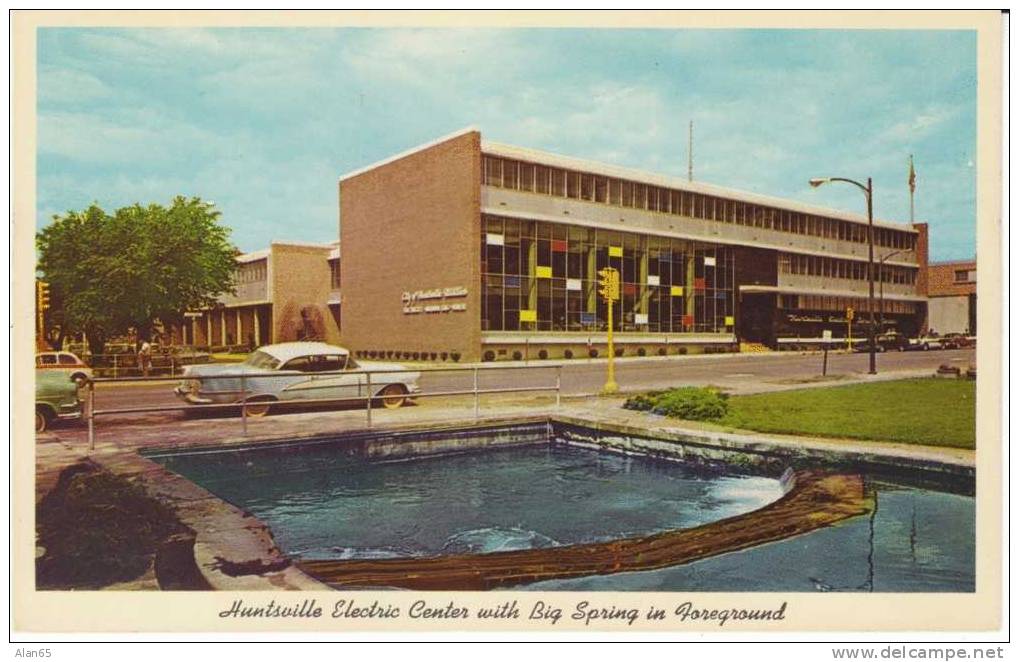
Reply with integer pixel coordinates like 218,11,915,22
878,249,906,327
809,176,877,374
865,177,876,375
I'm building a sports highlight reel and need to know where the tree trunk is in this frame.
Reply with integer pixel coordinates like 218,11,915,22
86,332,106,358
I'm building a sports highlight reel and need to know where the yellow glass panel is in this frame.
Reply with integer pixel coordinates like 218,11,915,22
608,246,623,257
670,286,684,296
725,316,735,326
519,310,537,322
535,266,552,278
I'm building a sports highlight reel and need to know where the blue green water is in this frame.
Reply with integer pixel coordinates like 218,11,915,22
151,442,974,592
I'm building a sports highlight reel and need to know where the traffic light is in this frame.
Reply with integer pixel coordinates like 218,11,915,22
37,280,50,311
598,267,619,302
846,306,854,321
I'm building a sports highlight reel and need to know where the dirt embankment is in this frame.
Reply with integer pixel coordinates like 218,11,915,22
36,461,206,590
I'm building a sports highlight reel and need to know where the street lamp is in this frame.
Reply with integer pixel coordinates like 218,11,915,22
808,176,877,375
878,249,906,328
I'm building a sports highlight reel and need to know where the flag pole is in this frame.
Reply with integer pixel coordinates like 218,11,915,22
908,154,916,225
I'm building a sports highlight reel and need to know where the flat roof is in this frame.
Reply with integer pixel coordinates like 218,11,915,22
482,139,917,233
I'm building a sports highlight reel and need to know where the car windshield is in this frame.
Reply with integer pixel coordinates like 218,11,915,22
243,350,281,370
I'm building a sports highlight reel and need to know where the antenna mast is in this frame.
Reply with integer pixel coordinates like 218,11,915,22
687,120,694,182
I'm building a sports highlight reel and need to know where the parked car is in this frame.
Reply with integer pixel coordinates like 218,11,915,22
36,369,83,432
173,341,421,416
905,335,944,351
36,351,92,385
940,333,975,350
850,332,908,353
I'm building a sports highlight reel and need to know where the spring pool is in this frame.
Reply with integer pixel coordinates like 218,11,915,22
150,437,974,592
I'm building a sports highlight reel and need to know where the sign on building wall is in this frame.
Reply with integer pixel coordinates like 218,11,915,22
402,286,468,315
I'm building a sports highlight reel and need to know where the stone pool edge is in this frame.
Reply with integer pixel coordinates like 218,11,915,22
98,413,973,591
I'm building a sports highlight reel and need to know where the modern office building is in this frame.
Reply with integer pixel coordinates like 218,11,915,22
927,259,977,335
182,241,341,350
339,128,928,362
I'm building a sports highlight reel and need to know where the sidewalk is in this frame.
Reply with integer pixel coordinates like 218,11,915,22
42,378,972,474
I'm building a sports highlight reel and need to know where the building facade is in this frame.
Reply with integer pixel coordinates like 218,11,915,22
183,241,341,350
927,259,977,335
339,129,928,362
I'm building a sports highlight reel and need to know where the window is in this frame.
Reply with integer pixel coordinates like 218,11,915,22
955,269,975,283
281,356,316,372
519,163,535,192
58,354,78,365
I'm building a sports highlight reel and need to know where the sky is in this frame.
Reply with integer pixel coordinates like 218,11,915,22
36,27,977,260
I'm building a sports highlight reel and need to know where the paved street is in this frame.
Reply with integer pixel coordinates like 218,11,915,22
80,348,976,428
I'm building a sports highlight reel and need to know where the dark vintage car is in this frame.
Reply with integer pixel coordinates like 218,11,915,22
852,332,910,352
940,333,975,349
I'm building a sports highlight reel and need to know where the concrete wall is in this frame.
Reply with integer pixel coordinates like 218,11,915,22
339,131,482,361
928,296,970,335
270,243,341,345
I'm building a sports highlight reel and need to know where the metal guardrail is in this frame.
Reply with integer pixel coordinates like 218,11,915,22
81,353,214,378
83,363,563,451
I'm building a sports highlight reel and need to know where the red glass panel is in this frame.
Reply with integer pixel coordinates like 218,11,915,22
551,239,568,252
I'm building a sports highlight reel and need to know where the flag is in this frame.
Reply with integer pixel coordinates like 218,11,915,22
908,155,916,194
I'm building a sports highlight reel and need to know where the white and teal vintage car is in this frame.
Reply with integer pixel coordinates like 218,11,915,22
173,342,421,416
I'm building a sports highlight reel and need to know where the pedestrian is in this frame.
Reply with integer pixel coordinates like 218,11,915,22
138,340,152,377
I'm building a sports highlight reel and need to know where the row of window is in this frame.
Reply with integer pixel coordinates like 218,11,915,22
234,259,267,284
780,253,918,285
482,155,918,251
481,216,735,334
783,294,917,316
482,215,735,288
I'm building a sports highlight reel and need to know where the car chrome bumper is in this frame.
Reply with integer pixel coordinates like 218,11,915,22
173,385,214,405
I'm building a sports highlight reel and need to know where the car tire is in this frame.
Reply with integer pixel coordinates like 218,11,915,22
377,383,408,409
35,406,53,433
923,343,930,351
243,397,275,418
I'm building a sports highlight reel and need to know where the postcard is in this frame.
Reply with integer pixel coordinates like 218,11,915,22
10,9,1005,638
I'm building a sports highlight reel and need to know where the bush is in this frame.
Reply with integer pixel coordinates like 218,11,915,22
538,349,548,360
622,390,667,411
622,387,729,421
564,349,573,359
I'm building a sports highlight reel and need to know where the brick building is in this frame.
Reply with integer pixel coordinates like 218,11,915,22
927,259,977,335
338,128,929,362
182,241,341,350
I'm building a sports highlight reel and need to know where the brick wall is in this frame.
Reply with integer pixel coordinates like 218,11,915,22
270,243,341,345
339,131,482,361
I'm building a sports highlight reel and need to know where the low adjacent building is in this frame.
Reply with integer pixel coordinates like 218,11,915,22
927,259,977,335
183,241,341,350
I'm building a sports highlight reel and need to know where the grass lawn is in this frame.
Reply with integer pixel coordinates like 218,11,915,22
720,378,975,449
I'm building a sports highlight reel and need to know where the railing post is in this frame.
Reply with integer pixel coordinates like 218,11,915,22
555,365,562,409
112,354,118,379
473,366,480,418
240,373,247,436
87,379,95,452
365,372,372,428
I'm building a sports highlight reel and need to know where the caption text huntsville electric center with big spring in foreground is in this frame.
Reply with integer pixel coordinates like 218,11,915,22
336,128,928,363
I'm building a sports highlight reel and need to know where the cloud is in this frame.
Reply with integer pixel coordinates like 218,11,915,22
37,65,111,104
35,27,978,259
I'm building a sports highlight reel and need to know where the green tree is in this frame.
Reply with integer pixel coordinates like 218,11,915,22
37,196,237,355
